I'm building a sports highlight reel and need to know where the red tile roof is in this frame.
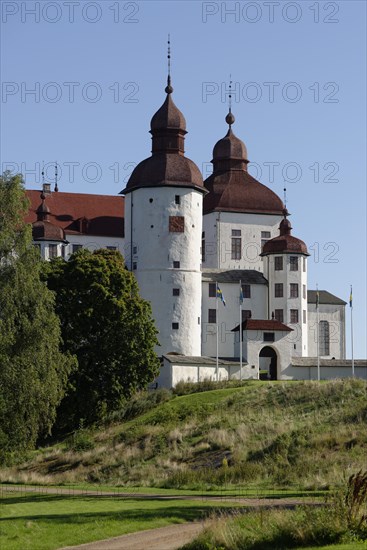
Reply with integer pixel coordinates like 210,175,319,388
25,190,124,238
232,319,293,332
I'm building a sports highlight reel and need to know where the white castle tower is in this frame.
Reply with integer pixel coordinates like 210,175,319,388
121,75,206,357
261,212,310,356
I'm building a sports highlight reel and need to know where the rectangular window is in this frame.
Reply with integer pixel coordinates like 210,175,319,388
303,310,307,324
72,244,82,253
274,256,283,271
202,231,205,263
274,309,284,322
209,282,216,297
242,310,251,322
175,195,180,205
173,261,180,268
303,257,306,272
290,256,299,271
264,332,275,342
49,244,58,258
208,309,216,323
242,284,251,298
290,309,299,323
172,322,179,330
169,216,185,232
261,231,271,249
198,317,200,325
290,283,299,298
232,229,241,236
172,288,180,296
275,283,283,298
61,245,66,259
319,320,330,355
133,262,137,270
132,246,137,254
231,237,241,260
303,284,306,299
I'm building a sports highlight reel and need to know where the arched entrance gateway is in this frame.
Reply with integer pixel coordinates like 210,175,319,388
259,347,278,380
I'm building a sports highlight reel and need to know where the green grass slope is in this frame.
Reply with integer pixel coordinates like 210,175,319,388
1,379,366,491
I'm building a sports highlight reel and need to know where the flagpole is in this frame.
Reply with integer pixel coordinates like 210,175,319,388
316,284,320,381
350,285,354,377
216,287,219,382
239,280,242,381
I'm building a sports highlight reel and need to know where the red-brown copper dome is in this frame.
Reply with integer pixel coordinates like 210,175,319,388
122,79,206,195
261,212,309,255
213,128,248,163
204,111,284,215
32,194,66,241
150,94,186,132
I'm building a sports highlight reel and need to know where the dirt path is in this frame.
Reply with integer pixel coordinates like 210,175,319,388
61,522,204,550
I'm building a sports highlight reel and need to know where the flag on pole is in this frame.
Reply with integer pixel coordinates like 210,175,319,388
216,283,226,306
349,287,353,308
239,284,244,305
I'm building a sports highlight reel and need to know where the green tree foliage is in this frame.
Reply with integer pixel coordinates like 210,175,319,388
44,249,160,431
0,172,74,461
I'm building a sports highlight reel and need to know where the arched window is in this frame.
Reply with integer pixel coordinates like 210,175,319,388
319,320,330,356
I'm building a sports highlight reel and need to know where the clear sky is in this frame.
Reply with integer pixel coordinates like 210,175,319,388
1,0,366,358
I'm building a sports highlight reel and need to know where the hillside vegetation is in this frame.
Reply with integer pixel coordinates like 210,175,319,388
1,379,366,491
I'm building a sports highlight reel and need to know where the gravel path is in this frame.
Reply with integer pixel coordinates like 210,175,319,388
60,522,204,550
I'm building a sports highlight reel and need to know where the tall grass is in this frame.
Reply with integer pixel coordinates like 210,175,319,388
0,379,366,491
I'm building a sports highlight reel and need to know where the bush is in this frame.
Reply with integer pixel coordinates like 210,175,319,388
65,431,95,452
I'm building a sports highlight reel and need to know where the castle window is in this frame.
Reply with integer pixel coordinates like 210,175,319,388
202,231,205,263
231,229,241,260
242,310,251,322
303,310,307,324
319,320,330,355
133,262,137,270
173,261,180,268
198,317,200,325
208,309,216,323
275,283,283,298
209,283,216,297
169,216,185,232
261,231,271,249
242,284,251,298
132,246,137,254
275,256,283,271
49,244,58,258
290,309,299,323
175,195,180,205
264,332,275,342
303,285,306,299
72,244,82,254
303,257,306,272
173,288,180,296
290,283,299,298
172,322,179,330
275,309,284,322
107,246,117,251
290,256,299,271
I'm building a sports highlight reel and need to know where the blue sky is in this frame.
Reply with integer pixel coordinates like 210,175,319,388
1,0,366,357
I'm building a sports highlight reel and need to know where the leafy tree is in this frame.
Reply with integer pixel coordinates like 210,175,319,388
0,172,74,461
44,249,160,430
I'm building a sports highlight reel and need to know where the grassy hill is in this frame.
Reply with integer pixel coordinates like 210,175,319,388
1,379,366,491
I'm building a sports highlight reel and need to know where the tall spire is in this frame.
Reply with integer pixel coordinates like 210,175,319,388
225,76,235,128
165,34,173,94
54,162,59,192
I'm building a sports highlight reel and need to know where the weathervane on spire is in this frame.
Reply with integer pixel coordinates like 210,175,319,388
54,162,59,192
165,34,173,94
225,75,235,128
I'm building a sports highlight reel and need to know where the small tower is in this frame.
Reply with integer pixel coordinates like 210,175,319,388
121,54,207,356
261,210,310,356
32,190,67,259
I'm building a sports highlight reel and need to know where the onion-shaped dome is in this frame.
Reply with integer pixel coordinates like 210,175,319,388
121,77,206,195
32,194,66,242
261,210,309,256
204,109,284,215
